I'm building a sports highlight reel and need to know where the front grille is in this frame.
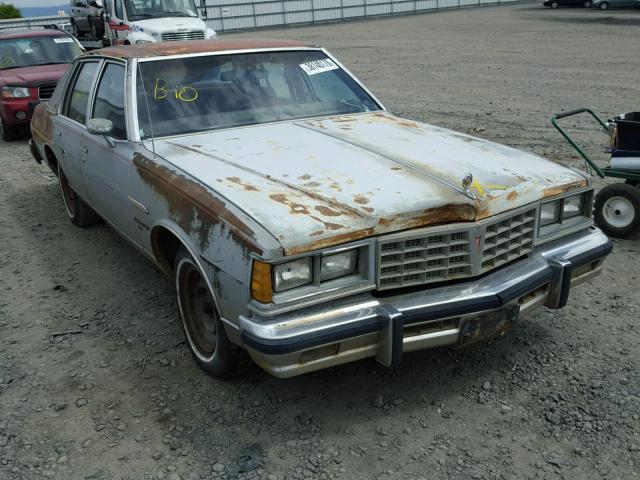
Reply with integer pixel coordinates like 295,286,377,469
38,83,56,100
161,30,205,41
377,206,537,291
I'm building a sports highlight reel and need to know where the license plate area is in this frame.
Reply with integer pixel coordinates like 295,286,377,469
457,304,520,347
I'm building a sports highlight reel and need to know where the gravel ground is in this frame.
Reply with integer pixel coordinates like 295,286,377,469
1,4,639,480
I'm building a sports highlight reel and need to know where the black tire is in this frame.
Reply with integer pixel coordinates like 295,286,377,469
69,18,79,37
0,118,17,141
58,165,101,227
175,247,246,378
599,1,608,8
594,183,640,238
625,179,639,188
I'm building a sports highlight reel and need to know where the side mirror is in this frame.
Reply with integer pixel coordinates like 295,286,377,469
87,118,115,147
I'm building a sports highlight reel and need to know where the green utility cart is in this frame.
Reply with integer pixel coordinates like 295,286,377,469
552,108,640,238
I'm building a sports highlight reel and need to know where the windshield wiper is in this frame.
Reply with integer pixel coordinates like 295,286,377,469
157,11,195,17
130,13,155,19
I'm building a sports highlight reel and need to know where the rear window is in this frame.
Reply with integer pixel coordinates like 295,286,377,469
0,35,82,70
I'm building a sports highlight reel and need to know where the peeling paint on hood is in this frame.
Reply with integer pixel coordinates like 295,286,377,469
152,111,587,255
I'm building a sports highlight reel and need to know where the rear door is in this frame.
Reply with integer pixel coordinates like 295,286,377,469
81,60,141,245
54,59,101,200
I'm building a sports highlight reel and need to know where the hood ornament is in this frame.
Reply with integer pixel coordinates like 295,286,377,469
462,173,473,193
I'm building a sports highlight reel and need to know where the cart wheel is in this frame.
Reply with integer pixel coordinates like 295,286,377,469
594,184,640,238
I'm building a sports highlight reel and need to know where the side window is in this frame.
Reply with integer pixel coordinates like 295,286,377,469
92,63,126,139
64,62,99,124
114,0,123,19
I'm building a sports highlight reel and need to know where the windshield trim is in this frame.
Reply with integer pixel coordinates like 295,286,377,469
131,48,386,142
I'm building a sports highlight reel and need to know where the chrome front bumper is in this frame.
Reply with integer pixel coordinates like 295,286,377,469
239,227,612,378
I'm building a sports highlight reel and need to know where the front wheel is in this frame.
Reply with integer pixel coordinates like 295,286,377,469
584,0,591,6
599,1,609,8
551,1,559,7
594,183,640,238
175,247,246,378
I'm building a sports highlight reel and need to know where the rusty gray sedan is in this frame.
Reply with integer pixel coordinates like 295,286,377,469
30,39,612,378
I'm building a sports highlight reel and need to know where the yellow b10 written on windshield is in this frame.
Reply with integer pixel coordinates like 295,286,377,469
153,78,199,102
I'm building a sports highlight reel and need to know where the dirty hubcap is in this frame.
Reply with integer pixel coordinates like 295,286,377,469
602,196,634,228
178,261,217,360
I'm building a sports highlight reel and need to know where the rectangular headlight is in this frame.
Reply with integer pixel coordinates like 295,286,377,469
320,250,357,281
562,194,584,219
273,257,312,292
2,86,31,98
540,200,561,226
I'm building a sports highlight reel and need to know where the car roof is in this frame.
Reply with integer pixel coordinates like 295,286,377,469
81,39,320,60
0,28,67,40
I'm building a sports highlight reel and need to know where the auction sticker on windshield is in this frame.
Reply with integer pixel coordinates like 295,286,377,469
53,37,75,43
299,58,339,75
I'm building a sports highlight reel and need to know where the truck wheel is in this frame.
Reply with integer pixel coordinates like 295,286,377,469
594,183,640,238
599,1,608,8
0,118,17,141
58,165,101,227
175,247,246,378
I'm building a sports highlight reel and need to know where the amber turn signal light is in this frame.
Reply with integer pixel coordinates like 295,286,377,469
251,260,273,303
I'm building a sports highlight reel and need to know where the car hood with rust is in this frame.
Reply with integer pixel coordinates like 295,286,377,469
151,111,587,255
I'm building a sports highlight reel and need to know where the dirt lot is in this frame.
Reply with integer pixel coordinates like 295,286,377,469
1,4,639,480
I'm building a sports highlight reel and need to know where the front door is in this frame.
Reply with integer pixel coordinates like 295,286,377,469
81,61,142,246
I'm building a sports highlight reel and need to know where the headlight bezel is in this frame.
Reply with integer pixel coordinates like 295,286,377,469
251,241,374,306
537,188,593,241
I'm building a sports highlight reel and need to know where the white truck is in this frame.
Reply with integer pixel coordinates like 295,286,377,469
70,0,216,48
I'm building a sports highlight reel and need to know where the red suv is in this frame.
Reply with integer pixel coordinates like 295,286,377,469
0,27,83,140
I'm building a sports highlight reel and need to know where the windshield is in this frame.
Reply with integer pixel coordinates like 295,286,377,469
136,51,381,139
0,35,82,70
124,0,199,19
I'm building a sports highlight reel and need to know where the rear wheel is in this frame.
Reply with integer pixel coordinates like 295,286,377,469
584,0,591,6
599,1,609,8
594,183,640,238
551,1,559,7
175,247,246,378
58,165,101,227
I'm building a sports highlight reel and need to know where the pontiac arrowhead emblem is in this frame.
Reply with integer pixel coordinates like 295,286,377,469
462,173,473,192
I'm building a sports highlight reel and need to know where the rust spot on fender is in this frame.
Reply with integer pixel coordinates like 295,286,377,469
299,174,312,180
30,103,53,147
542,180,588,198
362,206,374,213
133,154,261,254
227,176,259,191
285,228,375,256
353,194,370,205
507,190,518,201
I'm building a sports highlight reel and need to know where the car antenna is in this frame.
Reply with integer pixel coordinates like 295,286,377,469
136,61,156,158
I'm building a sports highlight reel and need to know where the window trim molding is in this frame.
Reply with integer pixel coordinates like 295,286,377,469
61,59,103,128
90,59,129,141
